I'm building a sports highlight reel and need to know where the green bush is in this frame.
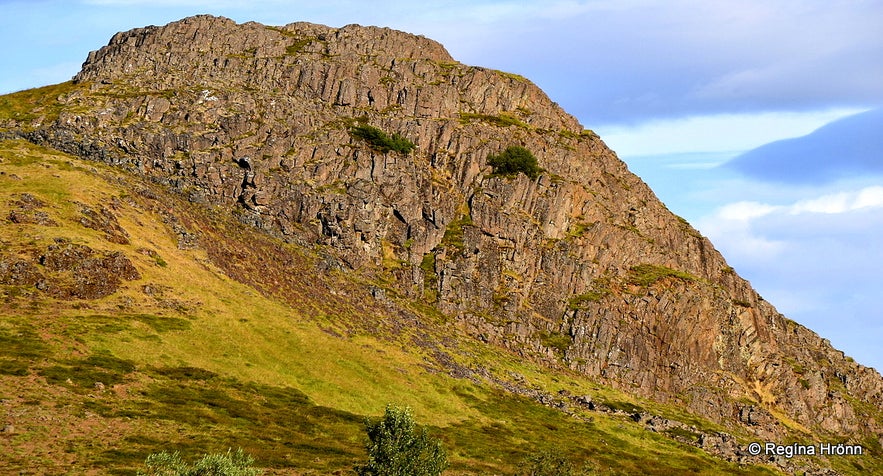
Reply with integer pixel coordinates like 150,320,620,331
516,449,593,476
356,405,448,476
350,124,416,154
487,146,541,179
137,448,261,476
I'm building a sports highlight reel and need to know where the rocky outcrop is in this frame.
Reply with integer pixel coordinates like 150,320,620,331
9,15,882,442
7,193,59,226
0,239,139,300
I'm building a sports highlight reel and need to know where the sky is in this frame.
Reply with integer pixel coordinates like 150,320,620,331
1,0,882,369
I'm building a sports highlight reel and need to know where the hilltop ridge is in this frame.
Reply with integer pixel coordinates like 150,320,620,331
1,15,881,474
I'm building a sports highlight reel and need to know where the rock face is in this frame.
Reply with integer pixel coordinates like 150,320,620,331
10,15,883,440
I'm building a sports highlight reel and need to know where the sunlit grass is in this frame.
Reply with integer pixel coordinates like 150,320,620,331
0,138,795,475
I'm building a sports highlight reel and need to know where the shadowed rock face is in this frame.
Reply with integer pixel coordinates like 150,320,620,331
10,15,882,440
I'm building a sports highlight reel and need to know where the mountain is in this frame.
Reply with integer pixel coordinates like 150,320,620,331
1,15,881,474
726,107,883,183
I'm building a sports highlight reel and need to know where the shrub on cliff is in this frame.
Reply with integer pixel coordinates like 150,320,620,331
488,145,541,179
356,405,447,476
350,124,416,154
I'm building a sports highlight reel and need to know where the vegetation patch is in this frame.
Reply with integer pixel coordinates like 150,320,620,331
94,372,365,471
138,448,260,476
517,449,593,476
285,37,313,56
555,128,598,142
0,323,49,362
784,357,806,375
381,240,408,270
152,365,219,381
567,220,594,238
487,146,542,179
580,129,599,140
0,358,30,376
568,289,608,309
459,112,528,129
627,264,697,287
349,124,416,154
536,330,572,355
665,427,701,443
40,351,136,389
599,399,645,414
0,81,82,126
439,208,473,255
494,70,529,83
420,252,438,302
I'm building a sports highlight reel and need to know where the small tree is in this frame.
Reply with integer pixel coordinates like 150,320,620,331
356,405,448,476
487,145,541,179
137,448,261,476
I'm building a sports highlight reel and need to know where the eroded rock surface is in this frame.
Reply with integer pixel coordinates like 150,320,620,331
8,15,882,442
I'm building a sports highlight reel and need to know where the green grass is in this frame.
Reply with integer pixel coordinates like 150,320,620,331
567,288,609,309
0,320,49,376
39,352,136,390
441,387,775,476
567,220,594,238
420,252,439,302
536,330,572,356
438,204,473,255
0,81,83,127
665,427,702,443
285,37,313,55
459,112,528,129
82,368,366,472
0,322,49,360
494,70,530,83
627,264,698,287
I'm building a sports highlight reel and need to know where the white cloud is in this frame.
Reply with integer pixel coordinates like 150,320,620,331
718,201,780,221
855,186,883,209
696,201,786,264
595,108,866,156
699,185,883,249
789,186,883,215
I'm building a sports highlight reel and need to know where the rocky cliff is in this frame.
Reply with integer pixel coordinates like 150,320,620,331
7,14,883,449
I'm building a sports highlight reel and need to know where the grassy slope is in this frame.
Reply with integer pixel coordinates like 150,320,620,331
0,85,857,474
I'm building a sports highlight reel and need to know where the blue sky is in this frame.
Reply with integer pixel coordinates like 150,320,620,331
2,0,882,369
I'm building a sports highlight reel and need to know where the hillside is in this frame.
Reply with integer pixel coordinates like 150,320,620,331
1,15,882,475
